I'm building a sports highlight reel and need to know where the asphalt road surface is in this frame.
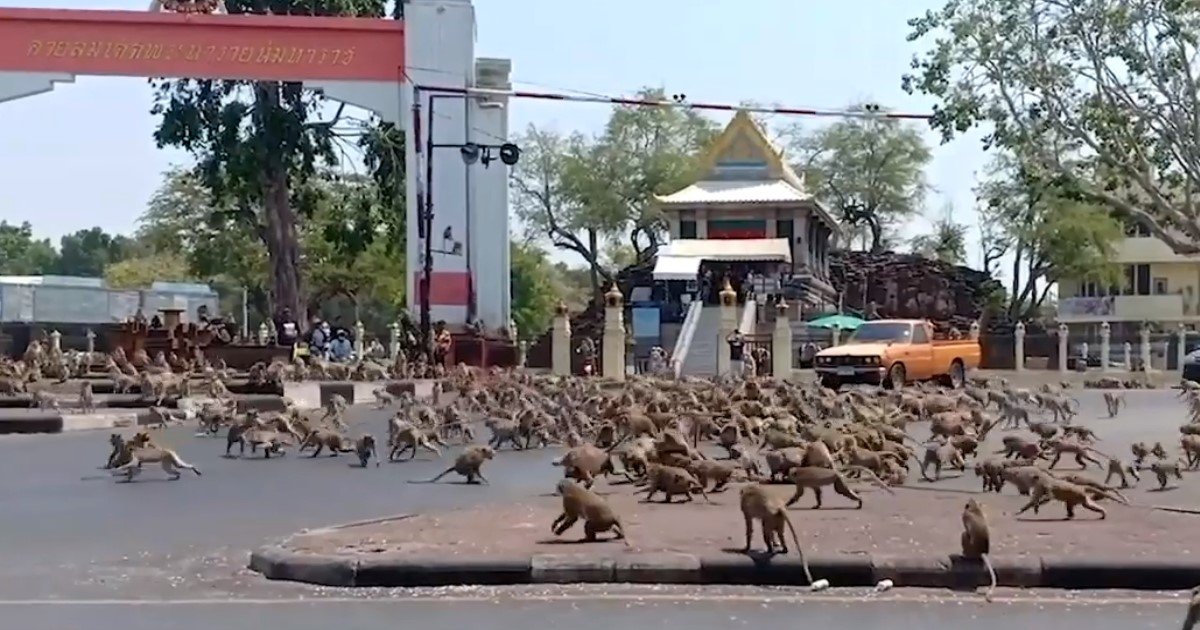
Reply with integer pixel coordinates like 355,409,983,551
1,387,1197,608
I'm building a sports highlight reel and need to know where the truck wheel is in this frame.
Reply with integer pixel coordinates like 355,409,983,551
947,359,965,389
820,377,841,391
885,363,906,390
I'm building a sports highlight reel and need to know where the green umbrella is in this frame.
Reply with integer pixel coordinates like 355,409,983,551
807,314,866,330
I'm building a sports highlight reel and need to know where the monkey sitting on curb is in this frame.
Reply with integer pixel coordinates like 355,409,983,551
551,478,627,544
960,499,997,602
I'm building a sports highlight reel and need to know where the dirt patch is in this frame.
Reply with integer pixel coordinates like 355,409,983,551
284,479,1200,561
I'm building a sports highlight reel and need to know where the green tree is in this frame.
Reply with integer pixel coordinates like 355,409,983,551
55,227,134,276
509,240,558,339
975,151,1124,318
785,105,932,252
512,87,717,304
904,0,1200,253
909,204,968,265
0,221,58,274
150,0,389,322
104,252,195,289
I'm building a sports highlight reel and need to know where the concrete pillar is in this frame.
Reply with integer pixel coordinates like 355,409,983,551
518,340,528,368
831,326,842,346
1100,321,1112,373
1140,324,1152,371
85,328,95,355
1014,322,1026,372
1179,324,1188,372
602,285,626,381
354,321,366,357
258,322,270,345
1123,341,1133,371
49,330,61,353
969,321,980,340
1057,323,1069,373
717,279,738,376
552,302,571,376
388,321,400,359
1079,341,1089,371
772,301,793,379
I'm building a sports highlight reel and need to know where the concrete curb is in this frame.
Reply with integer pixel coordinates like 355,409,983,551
247,548,1200,590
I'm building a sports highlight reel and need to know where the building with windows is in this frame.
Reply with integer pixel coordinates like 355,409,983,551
651,110,840,309
1057,221,1200,330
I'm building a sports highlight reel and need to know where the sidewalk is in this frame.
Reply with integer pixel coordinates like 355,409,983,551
251,481,1200,590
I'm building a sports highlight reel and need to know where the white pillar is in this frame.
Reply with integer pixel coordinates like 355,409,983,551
1079,341,1089,371
354,321,366,357
831,326,842,346
258,322,270,345
518,340,528,368
772,301,793,380
85,328,96,355
1014,322,1026,372
1140,324,1152,372
1124,341,1133,371
1057,323,1069,374
602,285,626,381
717,280,738,377
1179,324,1189,373
49,330,62,353
388,321,400,359
1100,321,1112,373
969,321,980,340
552,302,571,376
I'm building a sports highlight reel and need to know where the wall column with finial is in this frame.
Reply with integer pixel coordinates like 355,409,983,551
551,301,571,376
1014,322,1026,372
717,279,738,377
772,301,793,379
1140,323,1152,371
1100,321,1112,373
602,284,626,381
388,321,400,359
1057,323,1069,374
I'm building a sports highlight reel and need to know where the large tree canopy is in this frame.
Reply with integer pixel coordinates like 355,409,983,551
150,0,390,323
0,221,57,275
904,0,1200,253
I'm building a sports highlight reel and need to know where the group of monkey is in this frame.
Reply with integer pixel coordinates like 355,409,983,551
82,354,1200,608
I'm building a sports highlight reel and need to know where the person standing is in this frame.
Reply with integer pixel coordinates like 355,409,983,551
727,331,745,379
274,308,299,347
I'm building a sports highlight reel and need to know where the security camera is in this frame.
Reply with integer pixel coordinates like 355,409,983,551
498,143,521,166
460,142,480,165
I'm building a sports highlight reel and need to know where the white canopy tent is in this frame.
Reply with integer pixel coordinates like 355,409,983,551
651,238,792,281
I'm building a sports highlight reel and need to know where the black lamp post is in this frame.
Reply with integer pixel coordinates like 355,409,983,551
416,91,520,348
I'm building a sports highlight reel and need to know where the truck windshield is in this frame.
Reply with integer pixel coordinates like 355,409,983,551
847,322,912,343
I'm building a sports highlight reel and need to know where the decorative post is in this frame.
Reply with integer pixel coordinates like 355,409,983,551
1140,323,1152,371
85,328,96,355
552,301,571,376
1100,321,1112,373
49,330,62,353
1014,322,1026,372
717,279,738,377
518,340,528,368
1123,341,1133,371
625,322,636,375
1179,324,1189,373
1079,341,1089,372
354,321,366,357
602,284,626,381
772,301,793,380
969,320,980,341
1057,323,1069,373
258,322,269,345
831,325,842,347
388,321,400,359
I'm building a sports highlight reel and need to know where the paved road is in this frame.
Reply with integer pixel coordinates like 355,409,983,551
1,388,1195,602
2,589,1196,629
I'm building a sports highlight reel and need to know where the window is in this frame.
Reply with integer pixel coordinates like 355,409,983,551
776,219,794,241
1154,277,1169,295
1124,221,1152,237
1124,265,1135,295
911,325,929,344
1136,264,1151,295
679,220,697,239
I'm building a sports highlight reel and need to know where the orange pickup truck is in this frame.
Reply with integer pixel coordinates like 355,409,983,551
813,319,981,390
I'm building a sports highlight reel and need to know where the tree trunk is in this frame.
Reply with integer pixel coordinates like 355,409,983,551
254,81,305,327
587,228,602,307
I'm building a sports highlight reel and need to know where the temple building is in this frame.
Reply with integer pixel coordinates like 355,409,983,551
652,110,840,310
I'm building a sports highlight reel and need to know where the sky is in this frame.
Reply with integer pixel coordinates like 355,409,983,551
0,0,991,272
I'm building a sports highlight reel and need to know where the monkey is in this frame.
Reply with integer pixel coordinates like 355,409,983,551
1044,439,1103,470
355,434,379,467
300,429,355,457
1182,584,1200,630
1000,465,1052,496
997,435,1041,460
103,432,125,469
785,465,893,509
1015,476,1109,519
1152,441,1170,461
639,463,711,504
1052,472,1130,505
1060,425,1098,443
372,388,395,409
31,389,57,410
1150,460,1184,490
1102,391,1125,418
108,433,202,482
389,424,443,461
1183,434,1200,469
1131,441,1151,468
920,442,966,481
960,499,997,602
1103,457,1140,488
738,484,822,589
973,458,1007,493
78,381,95,414
417,444,494,484
551,478,628,543
687,458,746,491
